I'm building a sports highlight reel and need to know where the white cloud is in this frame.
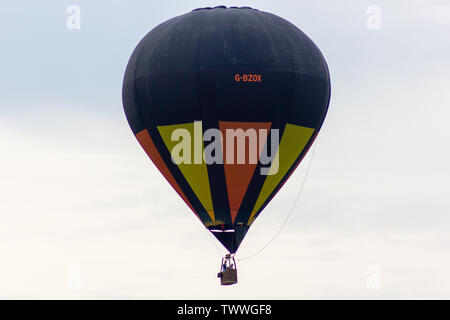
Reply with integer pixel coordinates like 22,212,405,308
1,88,449,299
1,0,449,299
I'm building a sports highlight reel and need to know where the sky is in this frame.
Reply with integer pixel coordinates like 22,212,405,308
0,0,449,299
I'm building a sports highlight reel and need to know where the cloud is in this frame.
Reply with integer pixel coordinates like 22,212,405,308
0,0,449,298
0,94,449,299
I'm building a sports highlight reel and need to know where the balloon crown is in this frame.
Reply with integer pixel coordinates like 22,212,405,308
192,6,257,11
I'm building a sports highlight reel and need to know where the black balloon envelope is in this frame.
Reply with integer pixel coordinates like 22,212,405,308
123,6,330,254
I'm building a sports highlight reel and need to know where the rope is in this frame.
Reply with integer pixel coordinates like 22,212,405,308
237,141,317,261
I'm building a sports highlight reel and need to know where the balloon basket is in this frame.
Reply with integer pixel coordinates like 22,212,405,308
217,254,238,285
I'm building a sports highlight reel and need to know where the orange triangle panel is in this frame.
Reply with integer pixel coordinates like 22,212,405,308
219,121,272,223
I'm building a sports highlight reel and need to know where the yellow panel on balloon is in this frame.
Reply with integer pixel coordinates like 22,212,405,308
158,122,215,222
248,123,315,225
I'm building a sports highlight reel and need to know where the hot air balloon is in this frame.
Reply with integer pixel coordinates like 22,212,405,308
122,6,330,285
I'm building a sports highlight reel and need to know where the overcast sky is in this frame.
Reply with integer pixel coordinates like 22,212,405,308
1,0,449,299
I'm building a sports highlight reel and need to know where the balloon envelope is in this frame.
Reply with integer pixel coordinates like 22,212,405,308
123,6,330,253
